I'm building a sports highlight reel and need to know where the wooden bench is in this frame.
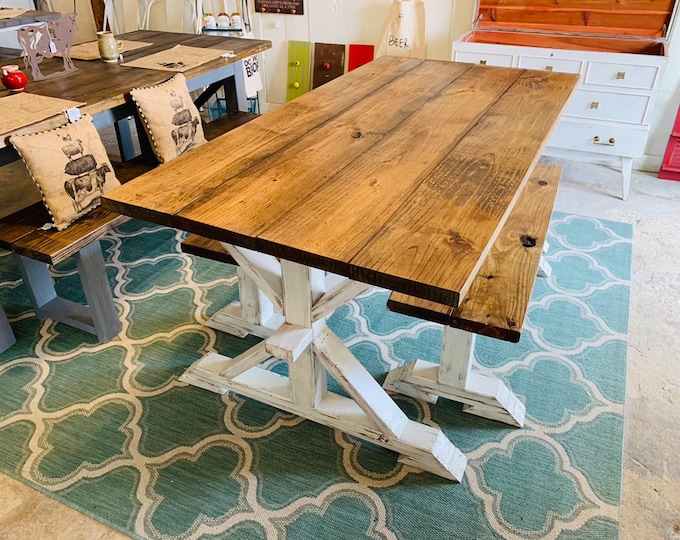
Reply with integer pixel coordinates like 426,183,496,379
382,163,562,427
180,233,237,266
0,163,145,343
0,110,255,345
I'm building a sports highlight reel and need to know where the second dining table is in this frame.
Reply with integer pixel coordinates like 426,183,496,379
103,55,578,481
0,30,271,154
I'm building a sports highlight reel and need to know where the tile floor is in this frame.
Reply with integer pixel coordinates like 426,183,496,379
0,157,679,539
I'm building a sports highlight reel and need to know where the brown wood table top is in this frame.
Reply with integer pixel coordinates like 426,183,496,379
0,30,271,146
104,56,578,308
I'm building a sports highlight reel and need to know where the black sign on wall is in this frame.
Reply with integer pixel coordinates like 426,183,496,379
254,0,304,15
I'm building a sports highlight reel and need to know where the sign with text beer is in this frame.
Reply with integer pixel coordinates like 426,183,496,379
254,0,303,15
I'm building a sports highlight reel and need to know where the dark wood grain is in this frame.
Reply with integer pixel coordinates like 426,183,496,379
181,235,236,265
387,163,562,341
12,208,127,265
0,202,49,250
174,60,479,249
349,69,576,306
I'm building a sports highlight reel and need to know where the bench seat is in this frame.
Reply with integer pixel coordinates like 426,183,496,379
180,233,237,266
382,163,562,428
387,163,562,343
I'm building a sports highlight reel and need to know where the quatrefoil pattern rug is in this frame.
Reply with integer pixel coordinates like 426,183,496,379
0,212,632,539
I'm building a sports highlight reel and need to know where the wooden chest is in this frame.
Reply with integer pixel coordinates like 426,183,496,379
451,0,678,200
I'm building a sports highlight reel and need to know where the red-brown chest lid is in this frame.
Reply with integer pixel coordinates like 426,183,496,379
473,0,678,39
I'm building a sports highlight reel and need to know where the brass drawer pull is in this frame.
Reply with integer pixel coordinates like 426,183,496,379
545,65,553,71
479,60,487,65
589,102,599,109
616,71,626,79
593,136,616,146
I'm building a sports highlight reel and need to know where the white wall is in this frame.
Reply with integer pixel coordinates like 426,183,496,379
86,0,680,170
0,0,95,47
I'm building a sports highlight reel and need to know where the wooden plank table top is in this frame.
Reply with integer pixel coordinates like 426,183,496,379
0,30,271,146
104,56,578,308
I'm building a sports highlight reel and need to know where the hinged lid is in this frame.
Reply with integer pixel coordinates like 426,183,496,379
472,0,678,41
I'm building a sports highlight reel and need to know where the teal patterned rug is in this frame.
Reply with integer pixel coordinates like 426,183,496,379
0,212,632,540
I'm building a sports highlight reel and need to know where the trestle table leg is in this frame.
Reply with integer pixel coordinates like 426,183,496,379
180,248,467,481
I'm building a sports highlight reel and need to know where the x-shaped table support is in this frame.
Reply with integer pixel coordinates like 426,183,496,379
180,244,467,482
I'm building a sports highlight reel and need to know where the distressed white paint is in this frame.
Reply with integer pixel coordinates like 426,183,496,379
180,249,467,481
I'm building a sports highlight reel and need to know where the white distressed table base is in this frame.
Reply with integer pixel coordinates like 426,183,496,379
180,350,467,482
204,265,285,338
383,328,526,428
204,301,284,338
384,359,525,427
180,246,467,482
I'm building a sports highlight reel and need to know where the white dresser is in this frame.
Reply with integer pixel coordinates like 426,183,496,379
451,42,667,200
451,1,677,200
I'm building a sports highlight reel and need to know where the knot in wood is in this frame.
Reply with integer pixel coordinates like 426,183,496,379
351,130,362,139
538,180,548,186
521,235,537,248
445,230,474,251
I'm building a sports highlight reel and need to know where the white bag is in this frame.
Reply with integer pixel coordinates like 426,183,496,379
377,0,426,59
239,33,263,98
241,55,262,98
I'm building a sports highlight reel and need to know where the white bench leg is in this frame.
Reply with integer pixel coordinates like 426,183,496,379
383,326,526,427
14,241,121,343
0,304,16,353
180,248,467,482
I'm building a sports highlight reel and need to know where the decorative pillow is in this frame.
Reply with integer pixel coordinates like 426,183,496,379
10,114,121,231
130,73,207,163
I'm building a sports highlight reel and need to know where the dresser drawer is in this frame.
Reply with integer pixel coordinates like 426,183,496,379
518,55,583,74
548,120,648,158
584,61,661,90
452,50,514,67
564,89,651,125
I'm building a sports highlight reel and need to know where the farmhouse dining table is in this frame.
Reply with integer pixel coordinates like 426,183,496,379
0,30,271,156
103,55,578,481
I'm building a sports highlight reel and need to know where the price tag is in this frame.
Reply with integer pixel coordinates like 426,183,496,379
65,107,82,123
